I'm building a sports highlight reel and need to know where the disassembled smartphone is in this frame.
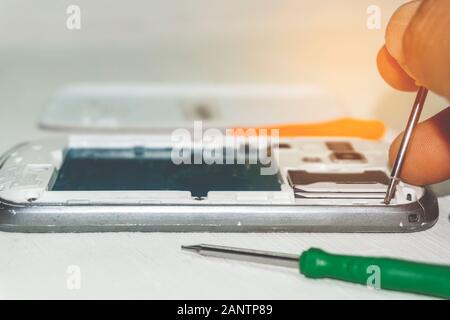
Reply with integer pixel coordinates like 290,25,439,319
0,85,439,232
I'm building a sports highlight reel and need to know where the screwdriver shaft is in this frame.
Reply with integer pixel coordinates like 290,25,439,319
384,87,428,204
182,244,299,269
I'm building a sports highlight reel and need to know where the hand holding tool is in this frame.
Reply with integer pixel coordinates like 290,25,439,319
384,86,428,204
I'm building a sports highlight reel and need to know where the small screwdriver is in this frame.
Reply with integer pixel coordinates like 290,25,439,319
384,86,428,204
182,244,450,299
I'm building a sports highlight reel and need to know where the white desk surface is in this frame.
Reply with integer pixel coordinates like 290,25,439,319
1,0,450,299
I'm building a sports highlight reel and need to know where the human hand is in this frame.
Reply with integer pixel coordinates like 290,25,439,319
377,0,450,185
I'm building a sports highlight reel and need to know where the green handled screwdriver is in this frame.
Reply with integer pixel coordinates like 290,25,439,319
182,244,450,299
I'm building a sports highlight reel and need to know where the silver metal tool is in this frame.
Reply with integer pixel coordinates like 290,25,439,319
181,243,450,299
182,244,299,268
384,86,428,204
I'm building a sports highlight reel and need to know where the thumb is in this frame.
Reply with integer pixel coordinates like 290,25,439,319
389,106,450,185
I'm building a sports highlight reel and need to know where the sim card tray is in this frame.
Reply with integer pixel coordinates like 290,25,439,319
288,170,389,199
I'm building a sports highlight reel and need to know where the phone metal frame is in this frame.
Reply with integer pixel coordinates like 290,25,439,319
0,138,439,233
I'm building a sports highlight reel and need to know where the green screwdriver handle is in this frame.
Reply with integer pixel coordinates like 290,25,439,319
299,248,450,299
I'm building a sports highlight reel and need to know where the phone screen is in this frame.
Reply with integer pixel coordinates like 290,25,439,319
51,148,281,198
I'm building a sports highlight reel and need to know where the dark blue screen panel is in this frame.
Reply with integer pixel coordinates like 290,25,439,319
51,148,281,197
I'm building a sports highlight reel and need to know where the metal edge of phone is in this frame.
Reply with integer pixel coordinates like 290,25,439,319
0,186,439,234
0,85,441,233
0,138,439,233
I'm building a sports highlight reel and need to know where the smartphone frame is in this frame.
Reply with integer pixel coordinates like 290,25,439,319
0,137,439,233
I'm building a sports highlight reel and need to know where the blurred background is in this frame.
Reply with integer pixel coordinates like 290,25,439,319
0,0,448,151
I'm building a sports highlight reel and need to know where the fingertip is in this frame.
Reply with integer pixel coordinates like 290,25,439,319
377,45,418,92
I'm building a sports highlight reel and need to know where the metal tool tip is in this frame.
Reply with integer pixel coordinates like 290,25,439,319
384,179,397,205
181,245,202,253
